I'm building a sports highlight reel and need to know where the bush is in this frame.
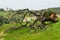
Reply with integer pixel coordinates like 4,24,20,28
0,8,4,11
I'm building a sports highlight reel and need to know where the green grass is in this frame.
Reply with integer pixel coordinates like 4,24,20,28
0,19,60,40
0,11,60,40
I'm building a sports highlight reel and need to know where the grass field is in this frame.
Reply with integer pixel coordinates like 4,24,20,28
0,11,60,40
0,18,60,40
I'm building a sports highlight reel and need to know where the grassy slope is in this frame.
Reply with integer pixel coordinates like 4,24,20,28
0,11,60,40
0,18,60,40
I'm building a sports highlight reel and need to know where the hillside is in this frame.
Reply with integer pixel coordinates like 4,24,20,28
40,7,60,14
0,7,60,40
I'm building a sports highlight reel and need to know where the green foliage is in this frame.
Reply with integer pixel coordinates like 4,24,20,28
0,8,4,11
